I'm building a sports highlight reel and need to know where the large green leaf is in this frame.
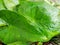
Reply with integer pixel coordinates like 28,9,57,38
0,0,60,45
0,10,49,44
16,1,60,42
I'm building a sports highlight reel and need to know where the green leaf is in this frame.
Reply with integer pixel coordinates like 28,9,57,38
3,0,19,10
16,1,60,41
0,10,46,44
0,1,60,45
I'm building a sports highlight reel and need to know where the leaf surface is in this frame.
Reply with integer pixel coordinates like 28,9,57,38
0,1,60,45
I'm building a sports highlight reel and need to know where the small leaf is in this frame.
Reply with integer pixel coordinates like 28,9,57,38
3,0,19,10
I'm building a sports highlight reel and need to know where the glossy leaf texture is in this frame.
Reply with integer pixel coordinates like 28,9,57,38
0,0,60,45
